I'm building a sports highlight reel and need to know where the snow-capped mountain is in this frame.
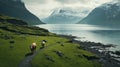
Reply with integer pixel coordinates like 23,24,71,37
78,1,120,26
43,7,89,24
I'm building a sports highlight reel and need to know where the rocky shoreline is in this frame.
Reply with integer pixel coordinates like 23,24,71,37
59,34,120,67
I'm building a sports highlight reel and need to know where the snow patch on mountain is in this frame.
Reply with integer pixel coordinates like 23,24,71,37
43,7,90,24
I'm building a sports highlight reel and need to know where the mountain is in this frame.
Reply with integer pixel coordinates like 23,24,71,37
78,1,120,26
43,8,89,24
0,0,44,25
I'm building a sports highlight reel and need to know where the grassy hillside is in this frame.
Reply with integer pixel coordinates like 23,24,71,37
0,15,102,67
0,15,51,67
0,14,28,25
0,14,50,36
32,38,101,67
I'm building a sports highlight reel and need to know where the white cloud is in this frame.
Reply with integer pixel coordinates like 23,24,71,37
22,0,47,4
22,0,113,19
55,0,86,4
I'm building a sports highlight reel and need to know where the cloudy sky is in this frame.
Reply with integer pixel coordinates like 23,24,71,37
22,0,113,19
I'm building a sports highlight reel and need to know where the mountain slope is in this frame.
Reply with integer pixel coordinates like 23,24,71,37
0,0,44,25
78,1,120,26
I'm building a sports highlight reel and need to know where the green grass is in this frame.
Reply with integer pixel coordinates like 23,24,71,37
0,15,102,67
0,31,62,67
0,25,67,67
0,30,102,67
32,38,101,67
0,14,15,19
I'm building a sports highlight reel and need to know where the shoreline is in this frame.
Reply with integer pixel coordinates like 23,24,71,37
58,34,120,67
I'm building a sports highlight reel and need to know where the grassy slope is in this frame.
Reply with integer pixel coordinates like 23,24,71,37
0,32,57,67
32,37,101,67
0,15,51,67
0,15,101,67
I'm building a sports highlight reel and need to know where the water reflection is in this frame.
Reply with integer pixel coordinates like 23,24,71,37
37,24,120,51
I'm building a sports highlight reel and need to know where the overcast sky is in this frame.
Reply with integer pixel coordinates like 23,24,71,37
22,0,114,19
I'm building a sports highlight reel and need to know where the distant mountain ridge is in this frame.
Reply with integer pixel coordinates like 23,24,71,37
43,8,88,24
0,0,44,25
78,1,120,26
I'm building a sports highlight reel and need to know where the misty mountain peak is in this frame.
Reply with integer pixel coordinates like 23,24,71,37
79,1,120,26
101,2,120,9
51,7,89,17
43,7,90,24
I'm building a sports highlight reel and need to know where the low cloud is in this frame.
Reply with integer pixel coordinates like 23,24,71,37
22,0,47,4
55,0,91,4
22,0,113,19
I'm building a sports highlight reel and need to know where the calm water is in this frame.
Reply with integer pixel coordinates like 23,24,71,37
37,24,120,51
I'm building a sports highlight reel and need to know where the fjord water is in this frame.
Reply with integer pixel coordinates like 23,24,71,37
37,24,120,51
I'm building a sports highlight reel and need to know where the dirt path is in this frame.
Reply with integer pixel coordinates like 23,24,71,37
18,49,42,67
18,44,55,67
18,53,35,67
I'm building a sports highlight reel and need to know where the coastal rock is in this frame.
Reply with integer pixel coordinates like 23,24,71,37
113,51,120,55
83,54,99,60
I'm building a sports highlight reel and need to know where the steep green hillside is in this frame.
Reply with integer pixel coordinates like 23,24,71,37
0,15,51,67
0,14,28,25
32,40,101,67
0,15,101,67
